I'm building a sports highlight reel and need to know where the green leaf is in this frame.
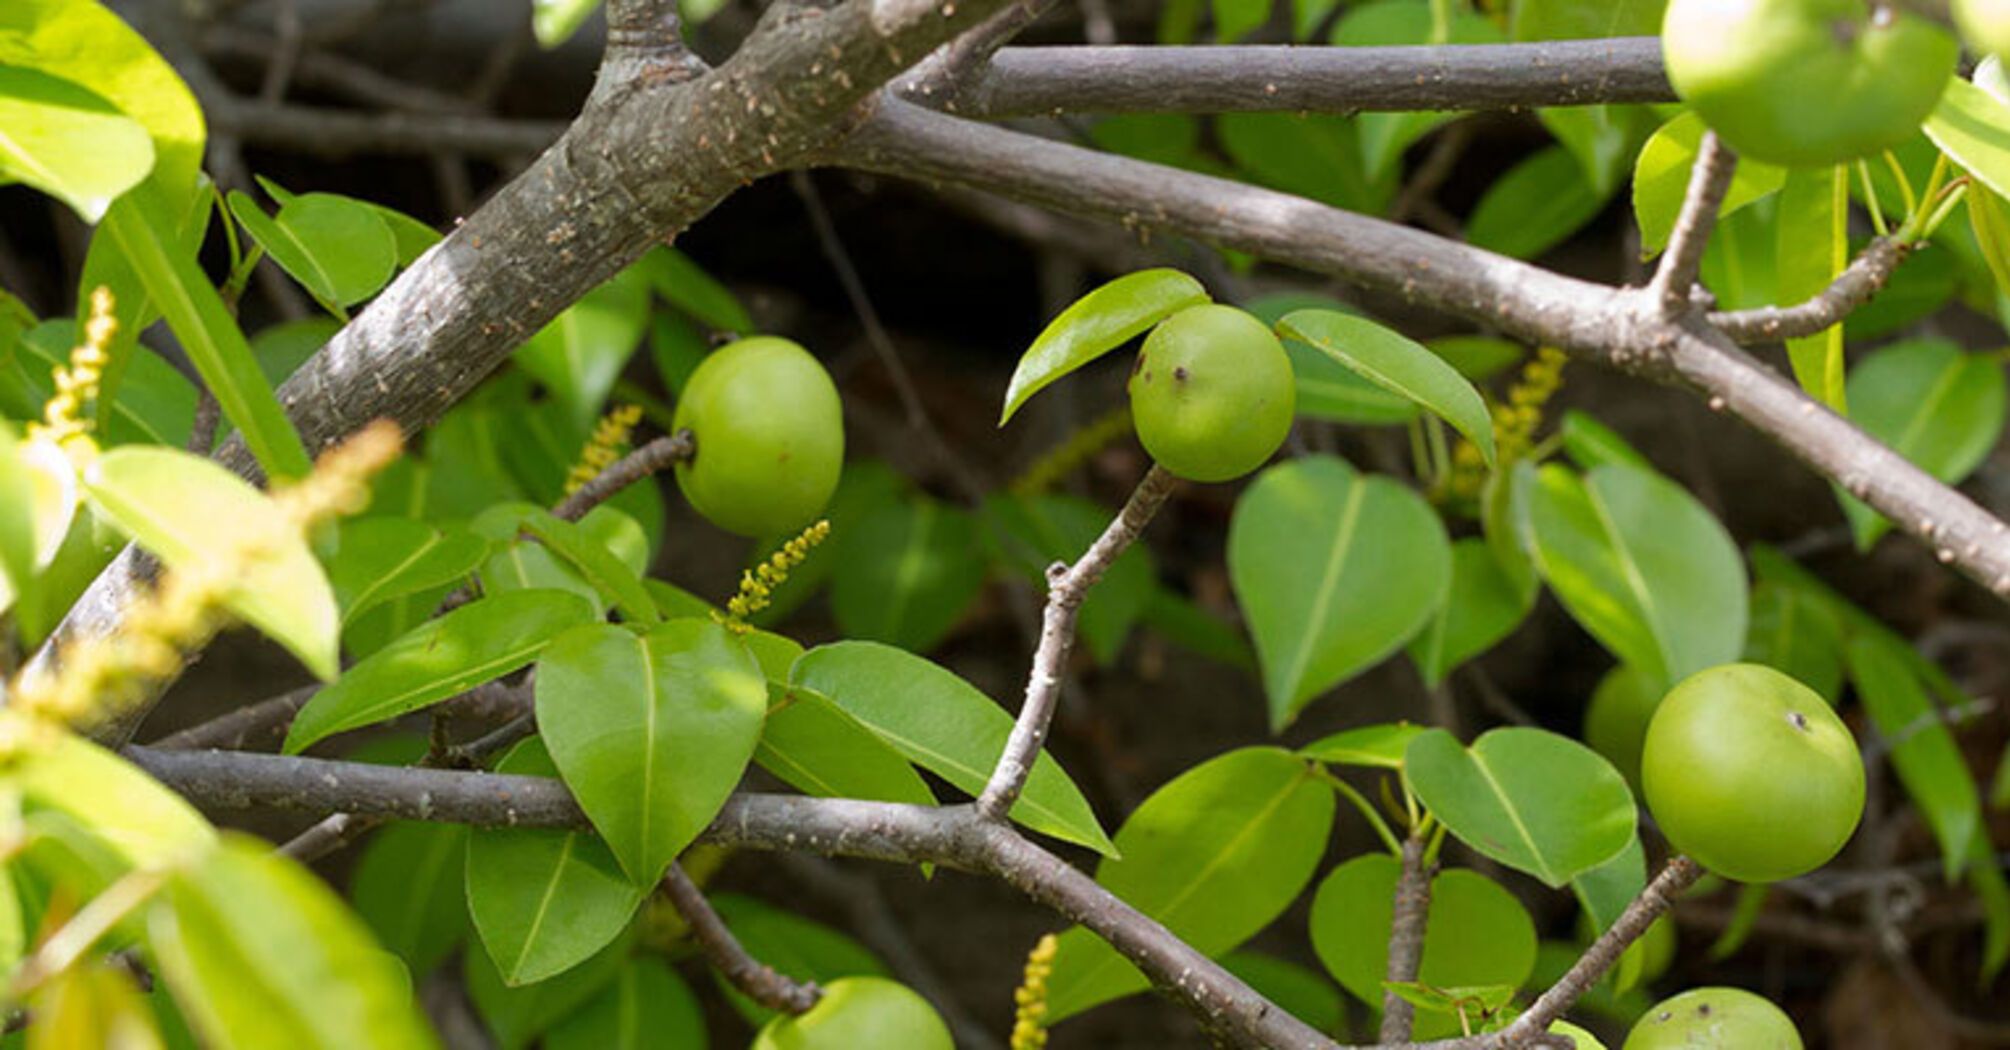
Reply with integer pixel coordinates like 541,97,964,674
226,190,397,310
1218,112,1396,214
350,822,467,979
636,246,751,333
1426,335,1524,382
1967,833,2010,983
1228,456,1451,728
1510,0,1664,194
1559,410,1651,474
1405,727,1636,887
248,318,340,387
101,186,312,479
1298,722,1425,770
1219,951,1345,1035
983,493,1154,665
1698,201,1780,311
86,445,338,678
1277,310,1495,464
1742,581,1847,703
284,589,596,752
1926,74,2010,201
1570,833,1646,943
532,0,604,47
1775,166,1850,412
707,894,887,1026
759,685,937,806
1244,295,1414,426
1334,0,1503,180
1046,748,1335,1020
1212,0,1268,41
516,268,650,429
1308,854,1537,1038
1468,146,1610,261
368,204,441,266
791,641,1116,855
1836,340,2007,548
0,422,68,613
1631,111,1787,256
546,959,707,1050
999,269,1208,424
536,620,767,884
1846,634,1982,881
464,934,628,1050
1524,463,1747,690
152,834,439,1050
13,734,213,868
466,740,644,985
0,66,153,222
1968,187,2010,299
28,955,161,1050
519,510,661,626
830,497,986,653
1407,539,1536,687
326,517,486,629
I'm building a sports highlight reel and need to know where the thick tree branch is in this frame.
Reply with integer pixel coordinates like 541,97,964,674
977,465,1178,819
661,862,822,1014
1380,832,1435,1043
1709,237,1914,343
1647,131,1734,314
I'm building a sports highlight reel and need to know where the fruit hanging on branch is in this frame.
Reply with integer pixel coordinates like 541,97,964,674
1126,304,1295,483
1623,986,1804,1049
673,336,845,538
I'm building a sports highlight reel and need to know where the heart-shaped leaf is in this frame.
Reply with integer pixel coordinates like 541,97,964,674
326,517,487,629
0,66,154,222
1276,311,1495,464
1405,727,1636,888
1836,339,2007,548
518,510,661,626
999,269,1208,424
227,190,397,309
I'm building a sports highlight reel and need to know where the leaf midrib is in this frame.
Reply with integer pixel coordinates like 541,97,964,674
1275,479,1368,710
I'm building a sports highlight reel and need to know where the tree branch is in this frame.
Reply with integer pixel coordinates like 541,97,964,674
1647,131,1734,314
1708,237,1914,343
551,430,695,521
977,465,1178,819
1380,832,1435,1043
660,862,822,1014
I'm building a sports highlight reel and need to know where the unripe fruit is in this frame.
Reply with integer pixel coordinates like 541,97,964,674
1958,0,2010,57
1641,664,1864,883
1127,305,1294,482
672,337,844,537
1623,987,1802,1049
751,977,954,1050
1662,0,1958,167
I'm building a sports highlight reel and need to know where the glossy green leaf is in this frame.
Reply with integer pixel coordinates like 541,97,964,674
464,916,628,1050
326,517,486,628
467,740,644,985
830,497,986,652
368,204,440,266
1570,834,1647,991
519,510,660,626
1219,111,1398,214
14,734,213,867
1408,539,1536,687
1246,292,1413,424
1926,75,2010,202
708,894,887,1026
1228,456,1452,728
284,589,596,753
152,834,439,1050
1776,166,1849,411
1278,310,1495,464
1000,269,1208,424
983,493,1154,665
546,958,707,1050
1405,727,1636,887
1742,581,1846,703
3,320,195,448
0,66,153,222
791,641,1116,855
1299,722,1425,770
1847,634,1982,880
1308,854,1537,1037
101,186,311,479
536,620,766,883
637,245,751,333
86,445,337,678
1967,833,2010,983
532,0,603,46
1334,0,1503,180
1631,111,1787,255
226,190,396,310
350,822,467,979
516,268,650,428
1969,186,2010,300
1511,0,1662,194
1837,339,2007,548
1524,463,1747,690
759,686,937,806
1046,748,1335,1019
1469,146,1609,260
1559,410,1651,474
1219,951,1345,1035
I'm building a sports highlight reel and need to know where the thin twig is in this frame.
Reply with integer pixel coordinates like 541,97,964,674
1709,237,1913,343
661,863,822,1014
148,685,316,750
976,465,1179,820
1380,831,1436,1043
1647,131,1734,314
551,431,695,521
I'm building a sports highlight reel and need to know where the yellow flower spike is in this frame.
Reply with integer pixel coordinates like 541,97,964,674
1009,933,1059,1050
272,420,404,529
715,519,831,634
31,287,118,453
565,404,644,496
1440,346,1569,505
1010,405,1134,497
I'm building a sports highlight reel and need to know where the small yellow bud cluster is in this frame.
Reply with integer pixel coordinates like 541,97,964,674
1009,405,1134,497
1443,346,1569,503
1010,933,1059,1050
32,287,118,454
717,519,831,634
273,420,404,528
565,404,644,496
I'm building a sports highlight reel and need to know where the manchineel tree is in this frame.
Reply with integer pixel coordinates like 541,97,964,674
0,0,2008,1046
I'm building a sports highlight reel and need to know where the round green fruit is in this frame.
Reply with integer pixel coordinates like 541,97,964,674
1623,987,1802,1049
1959,0,2010,56
1127,304,1294,482
1662,0,1959,167
750,977,953,1050
1641,663,1864,883
672,336,844,537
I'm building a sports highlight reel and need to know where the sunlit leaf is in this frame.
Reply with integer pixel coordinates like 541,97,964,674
1000,269,1208,424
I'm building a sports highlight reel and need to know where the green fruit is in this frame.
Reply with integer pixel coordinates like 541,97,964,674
1641,663,1864,883
1585,664,1663,793
1127,304,1294,482
1623,987,1802,1049
1662,0,1959,167
672,337,844,537
1959,0,2010,56
1553,1019,1610,1050
750,977,953,1050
